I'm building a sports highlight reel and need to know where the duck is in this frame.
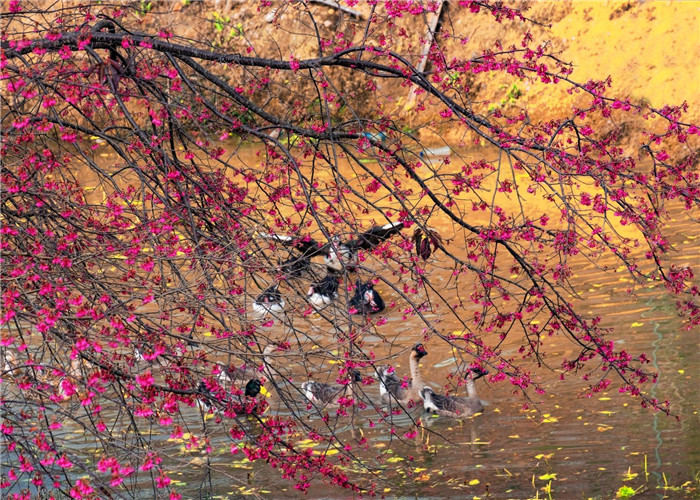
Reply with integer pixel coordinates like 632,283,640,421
259,233,322,266
377,343,428,406
324,222,405,272
307,274,340,308
420,367,488,419
252,284,285,317
301,369,362,407
348,280,385,315
261,221,405,273
197,378,263,414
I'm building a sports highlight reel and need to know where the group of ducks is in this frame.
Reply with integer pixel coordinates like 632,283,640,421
377,344,488,419
205,343,488,420
3,342,487,420
252,221,406,317
4,221,488,421
227,223,490,419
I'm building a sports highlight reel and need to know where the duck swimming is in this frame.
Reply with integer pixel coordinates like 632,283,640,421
378,344,428,406
420,367,488,419
261,222,405,273
307,274,340,308
348,280,385,315
252,284,285,317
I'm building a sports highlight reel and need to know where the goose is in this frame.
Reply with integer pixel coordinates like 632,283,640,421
378,343,428,406
348,280,385,315
301,369,362,407
197,378,263,414
307,274,340,308
420,367,488,419
252,284,285,317
261,222,405,273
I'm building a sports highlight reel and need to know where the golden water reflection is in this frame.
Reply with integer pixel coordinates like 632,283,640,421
59,141,700,497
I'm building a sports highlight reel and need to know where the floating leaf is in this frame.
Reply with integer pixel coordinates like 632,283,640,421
468,479,480,485
630,322,644,327
314,449,338,456
296,439,317,449
386,457,404,463
538,473,557,481
622,467,638,481
508,434,520,439
616,485,636,498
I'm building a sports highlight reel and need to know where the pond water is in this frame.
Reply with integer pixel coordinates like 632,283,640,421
3,141,698,499
160,143,698,498
172,224,699,499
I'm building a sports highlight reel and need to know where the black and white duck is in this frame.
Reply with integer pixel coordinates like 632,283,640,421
348,280,385,315
252,284,285,317
261,221,405,273
197,378,263,414
307,274,340,308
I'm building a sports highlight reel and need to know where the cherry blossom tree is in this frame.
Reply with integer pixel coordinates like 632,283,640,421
1,1,697,497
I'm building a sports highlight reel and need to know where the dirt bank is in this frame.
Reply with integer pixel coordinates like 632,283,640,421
151,1,698,140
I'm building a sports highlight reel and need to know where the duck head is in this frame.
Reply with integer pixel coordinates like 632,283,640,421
413,343,428,359
467,366,489,380
245,378,262,397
